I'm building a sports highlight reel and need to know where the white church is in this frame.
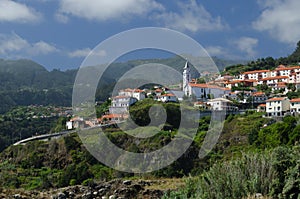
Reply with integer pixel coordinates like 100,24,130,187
182,61,230,100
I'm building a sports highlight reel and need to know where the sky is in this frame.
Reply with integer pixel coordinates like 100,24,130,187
0,0,300,70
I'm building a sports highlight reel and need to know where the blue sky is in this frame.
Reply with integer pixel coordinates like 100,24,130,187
0,0,300,70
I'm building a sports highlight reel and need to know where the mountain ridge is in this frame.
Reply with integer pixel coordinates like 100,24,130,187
0,56,246,113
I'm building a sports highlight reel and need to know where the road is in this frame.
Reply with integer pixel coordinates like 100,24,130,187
13,130,76,146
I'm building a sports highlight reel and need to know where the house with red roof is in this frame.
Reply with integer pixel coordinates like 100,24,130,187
239,70,270,80
98,114,126,125
290,98,300,115
258,76,289,86
156,93,177,102
251,92,267,103
119,88,146,101
187,83,231,100
257,104,266,112
266,97,290,117
207,98,238,111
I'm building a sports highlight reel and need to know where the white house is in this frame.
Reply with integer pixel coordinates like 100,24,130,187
272,82,288,94
290,98,300,115
156,93,177,102
241,70,270,80
66,121,73,130
257,104,266,112
154,88,163,96
266,97,290,117
207,98,237,111
109,96,137,114
67,117,86,129
132,89,146,101
118,88,133,97
258,76,289,86
188,83,231,100
251,92,267,103
118,88,146,101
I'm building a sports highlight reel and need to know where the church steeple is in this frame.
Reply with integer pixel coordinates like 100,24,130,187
183,60,191,96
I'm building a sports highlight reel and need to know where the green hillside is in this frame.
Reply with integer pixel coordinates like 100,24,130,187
223,41,300,75
0,109,299,198
0,56,244,113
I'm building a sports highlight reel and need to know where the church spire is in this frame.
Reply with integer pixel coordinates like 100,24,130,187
184,60,189,69
183,60,191,96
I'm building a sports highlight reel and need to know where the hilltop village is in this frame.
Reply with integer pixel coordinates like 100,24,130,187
67,61,300,129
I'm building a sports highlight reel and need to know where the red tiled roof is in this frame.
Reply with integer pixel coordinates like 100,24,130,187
70,117,83,122
261,76,289,81
244,79,258,82
227,79,257,84
133,89,144,93
162,93,175,97
275,66,300,71
290,98,300,102
258,104,266,107
266,97,286,102
189,83,208,88
226,80,243,84
276,84,287,88
98,114,123,120
252,92,265,96
189,83,226,90
194,101,205,105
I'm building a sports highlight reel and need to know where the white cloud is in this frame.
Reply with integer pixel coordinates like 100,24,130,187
68,48,106,58
205,45,244,60
57,0,164,22
154,0,227,33
253,0,300,44
0,0,41,23
31,41,58,55
0,33,28,54
234,37,258,57
205,46,226,57
0,33,58,57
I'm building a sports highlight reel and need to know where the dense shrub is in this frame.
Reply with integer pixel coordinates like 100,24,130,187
164,146,300,199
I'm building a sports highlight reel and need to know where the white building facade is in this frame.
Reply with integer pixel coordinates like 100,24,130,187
266,97,290,117
290,98,300,115
109,96,137,114
207,98,237,111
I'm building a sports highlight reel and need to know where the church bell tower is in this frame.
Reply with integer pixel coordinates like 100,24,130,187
183,61,191,96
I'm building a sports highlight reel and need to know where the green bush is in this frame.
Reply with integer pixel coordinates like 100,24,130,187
165,146,300,199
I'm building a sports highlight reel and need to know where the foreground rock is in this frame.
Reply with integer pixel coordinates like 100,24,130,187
0,179,168,199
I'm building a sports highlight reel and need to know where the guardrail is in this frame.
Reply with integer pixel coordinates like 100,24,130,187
13,130,76,146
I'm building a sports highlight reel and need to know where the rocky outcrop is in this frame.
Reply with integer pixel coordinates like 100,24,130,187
0,179,166,199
